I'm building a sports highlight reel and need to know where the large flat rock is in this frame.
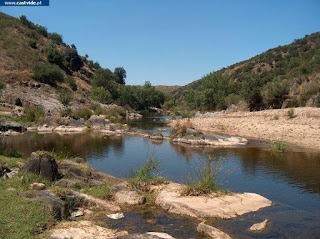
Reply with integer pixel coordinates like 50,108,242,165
51,221,128,239
155,183,272,219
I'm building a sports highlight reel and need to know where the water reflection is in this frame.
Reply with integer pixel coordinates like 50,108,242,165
1,123,320,238
2,131,319,195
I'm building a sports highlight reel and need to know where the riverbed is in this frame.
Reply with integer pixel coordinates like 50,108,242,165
1,115,320,238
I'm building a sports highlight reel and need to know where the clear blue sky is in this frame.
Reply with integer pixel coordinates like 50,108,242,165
1,0,320,86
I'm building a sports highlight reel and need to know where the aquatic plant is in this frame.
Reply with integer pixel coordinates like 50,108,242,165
270,141,286,152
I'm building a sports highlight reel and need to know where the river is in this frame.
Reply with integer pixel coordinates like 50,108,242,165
1,115,320,238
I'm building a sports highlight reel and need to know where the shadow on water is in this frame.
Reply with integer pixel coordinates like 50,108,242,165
1,115,320,238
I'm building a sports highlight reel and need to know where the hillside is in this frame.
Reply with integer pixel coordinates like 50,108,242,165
155,85,181,94
174,32,320,111
0,12,100,111
0,12,165,114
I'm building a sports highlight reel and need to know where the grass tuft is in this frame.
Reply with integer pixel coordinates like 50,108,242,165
127,157,165,191
182,155,224,196
270,141,286,152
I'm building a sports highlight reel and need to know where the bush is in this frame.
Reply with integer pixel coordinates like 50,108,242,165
65,76,77,91
44,45,63,67
22,107,45,123
49,32,63,45
287,108,296,119
270,141,286,152
28,40,37,49
89,103,106,115
91,87,113,104
73,108,92,120
261,78,289,108
0,78,5,90
58,88,72,107
33,63,64,86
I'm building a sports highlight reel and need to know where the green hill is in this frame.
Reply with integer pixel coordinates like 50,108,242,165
0,12,165,113
173,32,320,111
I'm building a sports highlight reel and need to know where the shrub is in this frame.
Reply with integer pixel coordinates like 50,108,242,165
288,108,295,119
6,149,23,158
44,45,63,67
22,107,45,123
182,155,223,196
270,141,286,152
33,63,64,86
65,76,77,91
73,108,92,120
58,88,72,107
261,78,289,108
89,103,106,115
60,108,73,118
91,87,113,104
28,40,37,49
49,32,63,45
0,78,5,90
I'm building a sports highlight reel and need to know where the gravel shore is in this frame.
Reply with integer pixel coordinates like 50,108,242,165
171,107,320,151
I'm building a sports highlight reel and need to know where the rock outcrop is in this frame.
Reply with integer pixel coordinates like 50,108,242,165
155,183,272,219
197,222,231,239
50,221,128,239
85,115,110,128
22,151,58,181
249,219,269,231
0,120,24,132
23,190,69,220
113,182,146,206
172,134,248,146
119,232,175,239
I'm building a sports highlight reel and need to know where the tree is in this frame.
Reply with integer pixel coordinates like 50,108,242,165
261,78,289,108
92,68,113,88
114,67,126,85
91,87,113,104
63,46,83,72
49,33,63,45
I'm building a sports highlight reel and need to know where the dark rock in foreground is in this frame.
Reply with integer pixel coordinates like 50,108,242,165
0,121,24,132
22,151,58,181
23,190,69,220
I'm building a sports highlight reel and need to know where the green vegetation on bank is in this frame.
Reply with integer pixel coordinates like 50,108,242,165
128,157,165,190
270,141,286,153
0,171,54,239
173,32,320,111
183,156,224,196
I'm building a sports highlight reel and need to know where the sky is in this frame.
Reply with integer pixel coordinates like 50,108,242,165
1,0,320,86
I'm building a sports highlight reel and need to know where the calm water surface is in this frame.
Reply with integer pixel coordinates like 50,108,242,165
1,116,320,238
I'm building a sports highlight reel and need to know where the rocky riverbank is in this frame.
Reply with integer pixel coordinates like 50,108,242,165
0,113,251,148
0,151,273,238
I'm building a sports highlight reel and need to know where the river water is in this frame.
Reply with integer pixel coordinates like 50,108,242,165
1,115,320,238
